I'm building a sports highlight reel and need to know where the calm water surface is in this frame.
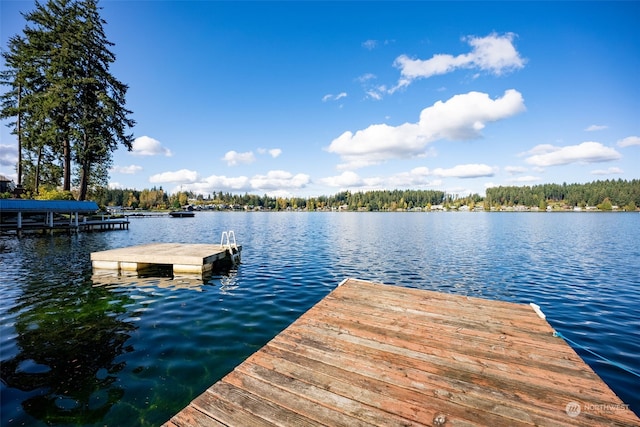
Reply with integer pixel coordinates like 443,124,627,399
1,212,639,425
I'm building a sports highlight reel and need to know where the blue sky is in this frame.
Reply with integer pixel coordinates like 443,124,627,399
1,1,639,198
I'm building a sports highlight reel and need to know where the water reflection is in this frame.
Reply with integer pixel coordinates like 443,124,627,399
0,278,136,424
219,269,239,294
91,265,240,293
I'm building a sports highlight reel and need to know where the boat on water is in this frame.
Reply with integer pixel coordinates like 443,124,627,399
169,211,195,218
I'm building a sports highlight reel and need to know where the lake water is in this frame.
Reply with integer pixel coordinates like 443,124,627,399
1,212,639,425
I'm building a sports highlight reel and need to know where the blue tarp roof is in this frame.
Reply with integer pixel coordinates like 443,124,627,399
0,199,99,213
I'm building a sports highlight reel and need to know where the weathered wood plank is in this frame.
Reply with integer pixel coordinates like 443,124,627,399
91,243,230,265
302,300,589,378
327,280,557,336
251,343,533,427
274,327,547,417
193,383,291,427
164,278,639,427
222,367,378,427
164,405,226,427
287,308,622,407
269,321,618,426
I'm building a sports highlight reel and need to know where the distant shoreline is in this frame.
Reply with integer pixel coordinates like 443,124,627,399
115,206,638,215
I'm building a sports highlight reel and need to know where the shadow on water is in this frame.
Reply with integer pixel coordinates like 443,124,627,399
0,276,136,424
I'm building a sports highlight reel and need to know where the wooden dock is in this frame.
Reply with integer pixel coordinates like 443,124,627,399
0,217,129,234
0,199,128,235
91,242,241,274
164,278,638,427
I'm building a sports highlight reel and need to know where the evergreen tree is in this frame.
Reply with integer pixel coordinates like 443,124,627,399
0,0,134,199
0,36,28,186
73,0,134,199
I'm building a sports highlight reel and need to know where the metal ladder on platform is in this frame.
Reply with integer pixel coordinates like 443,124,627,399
220,230,241,265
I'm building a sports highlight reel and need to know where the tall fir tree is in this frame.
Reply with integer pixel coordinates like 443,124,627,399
0,36,27,186
0,0,134,199
71,0,135,199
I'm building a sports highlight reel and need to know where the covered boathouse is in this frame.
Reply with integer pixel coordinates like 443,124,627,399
0,199,128,235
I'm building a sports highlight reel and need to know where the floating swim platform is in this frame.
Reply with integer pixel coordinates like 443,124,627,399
164,278,638,426
91,242,241,274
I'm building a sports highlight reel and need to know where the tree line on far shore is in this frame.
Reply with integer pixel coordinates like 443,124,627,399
88,187,452,211
485,179,639,211
82,179,639,212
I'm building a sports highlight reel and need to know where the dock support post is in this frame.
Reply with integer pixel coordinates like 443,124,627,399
17,212,22,237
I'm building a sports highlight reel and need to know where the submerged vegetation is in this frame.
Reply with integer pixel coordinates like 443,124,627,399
86,179,640,212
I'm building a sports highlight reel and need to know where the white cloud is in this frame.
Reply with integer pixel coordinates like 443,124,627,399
320,167,448,192
465,32,525,73
131,136,172,156
177,169,310,196
191,175,251,193
250,170,310,191
0,172,17,183
504,166,527,175
524,141,621,167
519,144,556,157
391,32,525,92
591,167,623,175
327,89,525,169
358,74,386,100
509,175,541,183
585,124,608,131
149,169,199,184
111,164,143,174
222,150,256,166
409,166,431,176
268,148,282,158
361,39,394,51
0,144,18,166
365,90,383,101
419,90,525,140
617,136,640,147
257,148,282,158
320,171,364,188
362,39,377,50
385,168,439,187
322,92,348,102
431,164,496,179
357,73,376,83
